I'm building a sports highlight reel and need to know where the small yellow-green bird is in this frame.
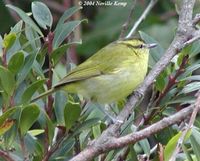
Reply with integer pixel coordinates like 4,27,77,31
32,39,156,104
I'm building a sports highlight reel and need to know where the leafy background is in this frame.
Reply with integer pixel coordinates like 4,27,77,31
0,0,200,161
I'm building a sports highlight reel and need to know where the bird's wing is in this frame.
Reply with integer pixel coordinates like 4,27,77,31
54,58,104,88
54,44,117,88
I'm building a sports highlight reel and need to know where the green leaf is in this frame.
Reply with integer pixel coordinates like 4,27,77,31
164,132,182,161
19,104,40,136
3,33,16,50
155,72,167,91
167,96,195,105
6,4,43,36
178,64,200,80
190,128,200,160
25,23,41,51
56,6,82,31
64,101,81,129
92,124,101,138
130,145,139,161
11,20,23,33
189,40,200,57
55,91,67,125
32,2,53,29
164,131,191,161
0,66,15,95
139,139,150,157
28,129,44,136
72,118,100,136
17,52,37,85
33,60,45,77
50,44,69,65
179,75,200,81
181,82,200,94
53,20,85,48
51,41,82,65
8,51,24,74
25,134,44,159
139,31,165,67
52,138,75,158
19,33,33,53
182,144,193,161
21,79,46,104
37,110,54,144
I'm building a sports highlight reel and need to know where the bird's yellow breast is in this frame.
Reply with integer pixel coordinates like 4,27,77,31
64,52,148,103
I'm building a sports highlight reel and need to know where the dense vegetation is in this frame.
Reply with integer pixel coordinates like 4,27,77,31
1,0,200,161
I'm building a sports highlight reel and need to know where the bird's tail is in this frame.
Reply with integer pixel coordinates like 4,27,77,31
31,88,55,103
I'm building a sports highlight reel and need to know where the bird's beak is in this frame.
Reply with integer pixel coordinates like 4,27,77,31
146,43,157,48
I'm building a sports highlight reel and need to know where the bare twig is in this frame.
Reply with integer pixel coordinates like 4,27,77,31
126,0,158,38
119,0,137,39
183,30,200,46
139,144,158,159
43,32,54,157
169,91,200,161
46,32,54,118
69,0,199,160
192,13,200,26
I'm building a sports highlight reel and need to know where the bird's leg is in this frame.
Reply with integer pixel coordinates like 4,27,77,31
95,103,123,124
107,104,118,115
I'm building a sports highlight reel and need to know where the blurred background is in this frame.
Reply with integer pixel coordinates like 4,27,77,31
0,0,196,63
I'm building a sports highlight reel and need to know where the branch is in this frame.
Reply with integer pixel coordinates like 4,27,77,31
70,0,198,160
183,30,200,46
169,90,200,161
126,0,158,38
70,103,194,161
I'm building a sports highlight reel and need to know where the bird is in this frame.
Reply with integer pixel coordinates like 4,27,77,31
31,38,156,121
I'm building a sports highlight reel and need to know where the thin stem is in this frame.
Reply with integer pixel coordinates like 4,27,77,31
43,32,54,156
2,48,7,67
192,13,200,26
119,0,137,39
126,0,158,38
46,32,54,118
169,90,200,161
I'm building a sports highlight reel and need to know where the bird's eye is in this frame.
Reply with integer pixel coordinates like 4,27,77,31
139,44,143,48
